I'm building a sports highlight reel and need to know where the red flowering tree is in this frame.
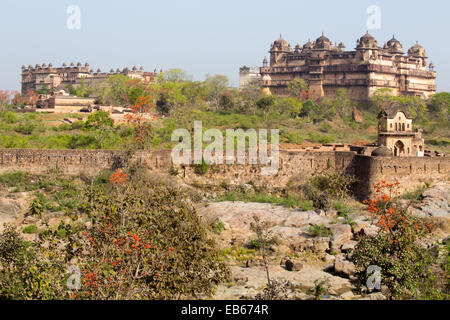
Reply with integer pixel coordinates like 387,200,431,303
125,94,157,150
354,179,436,299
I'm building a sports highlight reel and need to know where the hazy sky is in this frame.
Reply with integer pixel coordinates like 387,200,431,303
0,0,449,92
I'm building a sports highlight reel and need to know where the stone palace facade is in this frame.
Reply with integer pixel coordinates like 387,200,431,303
260,32,437,101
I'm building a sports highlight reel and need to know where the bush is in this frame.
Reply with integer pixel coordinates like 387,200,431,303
68,134,99,149
333,201,352,217
194,158,209,175
211,220,226,235
0,171,230,300
301,184,331,210
307,224,332,237
0,171,29,187
353,180,437,299
310,170,357,199
22,225,38,234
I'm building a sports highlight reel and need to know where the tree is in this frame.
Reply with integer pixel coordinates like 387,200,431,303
236,84,263,115
104,74,130,106
300,100,318,120
392,95,428,121
74,78,94,98
85,111,115,148
286,78,309,98
274,97,303,118
86,110,114,129
218,91,235,111
163,69,193,82
370,88,395,110
429,92,450,122
333,88,352,117
204,74,229,109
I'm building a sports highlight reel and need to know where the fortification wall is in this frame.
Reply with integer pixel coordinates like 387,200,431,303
0,149,448,200
354,155,450,199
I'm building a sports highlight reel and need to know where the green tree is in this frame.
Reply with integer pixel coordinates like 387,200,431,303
105,74,130,106
85,110,114,129
85,111,115,148
274,97,303,118
392,95,428,121
286,78,308,98
204,74,229,108
256,95,276,119
370,88,395,110
429,92,450,122
163,68,193,82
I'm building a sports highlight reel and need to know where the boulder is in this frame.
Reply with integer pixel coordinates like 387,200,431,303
330,224,352,252
411,184,449,219
245,259,265,268
285,259,303,272
341,240,358,253
334,255,356,278
361,225,379,237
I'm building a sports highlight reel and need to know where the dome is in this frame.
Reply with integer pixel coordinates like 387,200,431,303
271,34,291,51
314,33,332,49
408,41,427,58
371,146,393,157
303,38,313,50
356,31,380,49
383,35,403,54
294,44,302,53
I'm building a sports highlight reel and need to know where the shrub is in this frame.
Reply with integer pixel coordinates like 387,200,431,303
0,171,230,300
22,225,38,234
307,224,332,238
211,220,226,235
301,184,331,209
168,166,179,176
194,158,209,175
0,171,28,187
14,122,36,135
310,170,357,199
68,134,99,149
333,200,352,217
70,121,85,130
353,180,436,299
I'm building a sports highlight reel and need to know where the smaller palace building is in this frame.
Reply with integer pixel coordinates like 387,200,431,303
375,102,425,157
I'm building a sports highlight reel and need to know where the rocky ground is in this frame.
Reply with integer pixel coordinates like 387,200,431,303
1,182,449,300
198,183,450,300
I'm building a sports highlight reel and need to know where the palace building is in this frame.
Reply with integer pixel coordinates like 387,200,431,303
21,63,158,94
260,32,437,101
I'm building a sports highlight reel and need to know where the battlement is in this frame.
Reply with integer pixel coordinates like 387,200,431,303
0,148,448,200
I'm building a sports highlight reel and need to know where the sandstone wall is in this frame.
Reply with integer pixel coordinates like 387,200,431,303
0,149,448,200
